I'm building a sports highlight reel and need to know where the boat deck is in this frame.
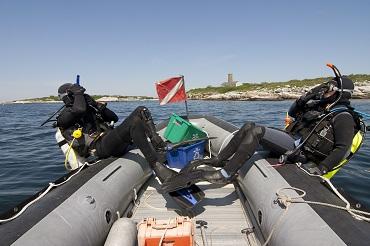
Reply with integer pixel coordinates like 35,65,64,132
131,177,259,246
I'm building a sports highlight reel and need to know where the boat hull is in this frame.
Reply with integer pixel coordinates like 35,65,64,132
0,150,152,246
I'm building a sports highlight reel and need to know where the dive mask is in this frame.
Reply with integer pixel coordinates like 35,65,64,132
58,92,69,100
58,91,74,105
324,78,354,95
309,83,331,100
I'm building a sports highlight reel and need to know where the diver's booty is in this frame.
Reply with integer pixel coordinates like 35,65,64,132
151,162,178,183
138,106,167,150
161,170,205,193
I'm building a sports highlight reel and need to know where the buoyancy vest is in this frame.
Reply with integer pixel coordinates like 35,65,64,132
286,106,364,178
56,128,86,170
57,106,112,170
322,130,363,179
299,113,338,163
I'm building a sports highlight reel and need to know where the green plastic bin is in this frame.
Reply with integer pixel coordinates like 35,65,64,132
164,113,207,143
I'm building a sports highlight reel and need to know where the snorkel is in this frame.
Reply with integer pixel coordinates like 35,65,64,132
325,63,344,110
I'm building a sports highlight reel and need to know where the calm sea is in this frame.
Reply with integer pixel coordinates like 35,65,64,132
0,100,369,213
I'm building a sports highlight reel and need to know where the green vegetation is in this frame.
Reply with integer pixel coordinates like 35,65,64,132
23,95,60,102
188,74,370,94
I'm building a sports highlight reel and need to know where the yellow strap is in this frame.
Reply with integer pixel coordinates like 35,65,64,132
322,131,363,179
64,138,77,171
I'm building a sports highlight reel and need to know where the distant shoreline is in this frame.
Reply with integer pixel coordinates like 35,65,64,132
2,98,369,105
3,73,370,104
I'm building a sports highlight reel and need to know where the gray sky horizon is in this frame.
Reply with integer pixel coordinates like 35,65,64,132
1,1,370,101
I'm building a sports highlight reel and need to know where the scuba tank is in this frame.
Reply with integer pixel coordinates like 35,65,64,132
56,128,86,170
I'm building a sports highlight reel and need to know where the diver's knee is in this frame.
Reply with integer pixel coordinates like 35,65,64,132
240,122,255,133
133,106,146,115
135,106,152,121
252,126,265,139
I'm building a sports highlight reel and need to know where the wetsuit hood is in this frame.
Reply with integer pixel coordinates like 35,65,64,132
327,76,354,103
318,76,354,107
58,83,74,106
335,76,354,103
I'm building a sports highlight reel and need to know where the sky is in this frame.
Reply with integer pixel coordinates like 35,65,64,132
1,0,370,101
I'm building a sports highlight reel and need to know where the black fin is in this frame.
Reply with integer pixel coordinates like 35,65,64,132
161,170,205,193
169,184,204,209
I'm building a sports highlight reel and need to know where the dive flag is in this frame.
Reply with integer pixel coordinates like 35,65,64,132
155,76,187,105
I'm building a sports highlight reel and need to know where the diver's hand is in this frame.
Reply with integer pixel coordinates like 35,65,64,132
96,102,107,111
302,162,328,175
84,94,97,106
68,84,86,95
297,83,330,107
296,91,317,107
318,165,329,175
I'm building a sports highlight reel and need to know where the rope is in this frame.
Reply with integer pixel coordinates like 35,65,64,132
0,160,100,224
262,187,306,246
262,207,289,246
140,191,169,211
130,189,168,219
295,163,370,221
263,172,370,245
64,138,76,171
158,218,171,246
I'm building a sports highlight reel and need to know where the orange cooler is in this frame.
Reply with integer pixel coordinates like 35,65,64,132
137,217,194,246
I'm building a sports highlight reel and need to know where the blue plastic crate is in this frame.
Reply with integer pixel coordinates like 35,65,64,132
166,140,206,169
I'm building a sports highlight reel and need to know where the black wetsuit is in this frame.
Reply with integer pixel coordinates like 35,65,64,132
56,93,163,166
286,100,355,170
161,100,356,192
221,101,355,175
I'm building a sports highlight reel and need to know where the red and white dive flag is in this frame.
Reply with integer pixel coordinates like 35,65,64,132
155,76,187,105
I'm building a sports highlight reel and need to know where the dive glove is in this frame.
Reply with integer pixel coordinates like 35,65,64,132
296,91,317,107
302,162,328,175
68,84,86,95
297,83,330,107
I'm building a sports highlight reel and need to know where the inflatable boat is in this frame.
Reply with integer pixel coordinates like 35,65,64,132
1,115,369,246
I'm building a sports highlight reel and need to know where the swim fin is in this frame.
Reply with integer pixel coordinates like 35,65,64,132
169,184,205,209
152,162,204,209
161,169,205,193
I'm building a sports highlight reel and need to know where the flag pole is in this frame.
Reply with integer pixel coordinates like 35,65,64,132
181,75,189,118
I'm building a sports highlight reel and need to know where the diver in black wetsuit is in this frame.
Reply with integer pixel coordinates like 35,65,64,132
161,75,358,193
56,83,176,182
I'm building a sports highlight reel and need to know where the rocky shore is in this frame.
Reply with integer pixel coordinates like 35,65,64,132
188,81,370,101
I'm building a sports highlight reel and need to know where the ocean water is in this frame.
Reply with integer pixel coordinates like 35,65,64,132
0,100,369,213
